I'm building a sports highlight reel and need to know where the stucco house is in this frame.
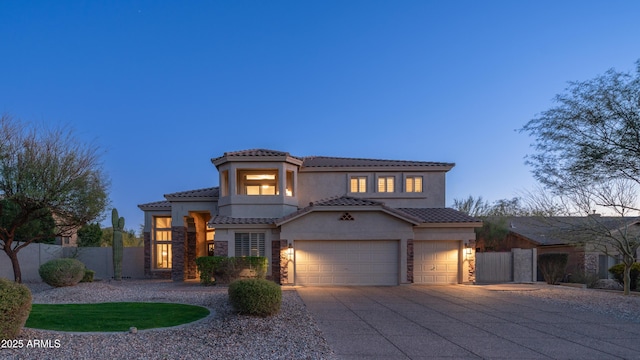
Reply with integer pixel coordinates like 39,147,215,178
138,149,481,286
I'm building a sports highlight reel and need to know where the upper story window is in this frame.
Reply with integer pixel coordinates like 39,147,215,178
220,170,229,196
405,176,423,193
350,176,367,193
377,176,395,193
286,170,294,196
237,170,278,195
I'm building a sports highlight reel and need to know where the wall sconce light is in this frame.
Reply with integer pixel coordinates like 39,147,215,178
287,244,294,260
465,244,472,256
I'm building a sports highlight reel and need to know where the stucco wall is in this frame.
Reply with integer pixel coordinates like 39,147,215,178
297,170,447,207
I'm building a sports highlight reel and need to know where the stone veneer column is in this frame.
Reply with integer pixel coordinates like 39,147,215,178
185,229,197,280
214,241,228,256
271,240,287,284
171,226,186,282
144,232,151,278
407,239,414,283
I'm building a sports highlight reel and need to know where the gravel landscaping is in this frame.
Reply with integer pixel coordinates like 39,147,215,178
508,283,640,323
2,280,336,360
3,280,640,359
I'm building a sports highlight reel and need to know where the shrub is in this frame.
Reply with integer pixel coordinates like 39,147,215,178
567,270,600,289
228,278,282,317
538,253,568,285
195,256,226,286
608,263,640,291
39,258,86,287
81,269,95,283
0,278,32,339
195,256,268,285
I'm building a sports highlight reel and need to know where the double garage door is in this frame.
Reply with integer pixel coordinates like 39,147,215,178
294,240,459,286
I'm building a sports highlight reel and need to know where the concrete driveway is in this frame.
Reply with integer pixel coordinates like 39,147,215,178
297,285,640,360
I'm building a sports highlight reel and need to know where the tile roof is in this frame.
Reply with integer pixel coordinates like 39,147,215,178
222,149,291,157
209,216,277,225
137,200,171,210
396,208,481,223
211,148,303,163
164,187,219,199
494,216,640,246
301,156,454,168
312,196,385,207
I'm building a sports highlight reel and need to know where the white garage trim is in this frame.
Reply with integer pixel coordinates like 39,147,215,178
414,240,460,284
294,240,399,286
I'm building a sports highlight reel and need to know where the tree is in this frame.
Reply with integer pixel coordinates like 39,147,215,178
0,115,109,282
521,61,640,294
451,196,491,217
77,223,103,247
521,60,640,192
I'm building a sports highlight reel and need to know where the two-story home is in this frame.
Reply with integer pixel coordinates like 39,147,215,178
138,149,481,286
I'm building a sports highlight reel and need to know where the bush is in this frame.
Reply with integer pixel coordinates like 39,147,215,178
228,278,282,317
0,278,32,339
39,258,86,287
195,256,268,285
608,263,640,291
81,269,95,283
538,253,568,285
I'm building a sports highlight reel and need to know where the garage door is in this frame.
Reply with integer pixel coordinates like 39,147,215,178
414,241,459,284
295,240,398,286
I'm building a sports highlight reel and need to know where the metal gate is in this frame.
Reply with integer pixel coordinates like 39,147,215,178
476,252,512,283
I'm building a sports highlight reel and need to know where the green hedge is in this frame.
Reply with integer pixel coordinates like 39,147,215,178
228,278,282,317
538,253,568,285
38,258,86,287
195,256,268,285
0,278,32,339
608,263,640,291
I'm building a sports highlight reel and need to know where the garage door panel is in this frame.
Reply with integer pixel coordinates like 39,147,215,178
295,240,398,286
414,241,459,284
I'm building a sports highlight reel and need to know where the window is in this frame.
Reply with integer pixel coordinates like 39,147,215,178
377,176,395,193
235,232,266,257
220,170,229,196
238,170,278,195
206,229,215,256
154,217,172,269
286,170,294,196
350,176,367,193
405,176,423,192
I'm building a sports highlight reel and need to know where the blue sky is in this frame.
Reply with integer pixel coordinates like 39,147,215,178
1,1,639,230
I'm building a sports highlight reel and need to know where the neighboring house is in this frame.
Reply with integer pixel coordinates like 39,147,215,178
476,216,640,279
138,149,481,286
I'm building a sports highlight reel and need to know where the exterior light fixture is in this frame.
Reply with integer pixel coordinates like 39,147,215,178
287,244,294,260
465,244,472,256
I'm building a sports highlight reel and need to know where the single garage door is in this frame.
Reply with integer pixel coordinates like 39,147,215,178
295,240,398,286
414,241,459,284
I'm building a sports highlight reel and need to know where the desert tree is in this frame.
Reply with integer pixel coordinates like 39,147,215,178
0,115,109,282
521,61,640,294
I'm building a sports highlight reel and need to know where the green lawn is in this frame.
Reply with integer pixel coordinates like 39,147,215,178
26,302,210,332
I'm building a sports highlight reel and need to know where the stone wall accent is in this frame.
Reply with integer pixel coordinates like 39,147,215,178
214,241,228,256
271,240,288,284
171,226,186,282
185,230,197,280
407,239,414,283
583,253,599,275
467,240,476,283
144,232,151,277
